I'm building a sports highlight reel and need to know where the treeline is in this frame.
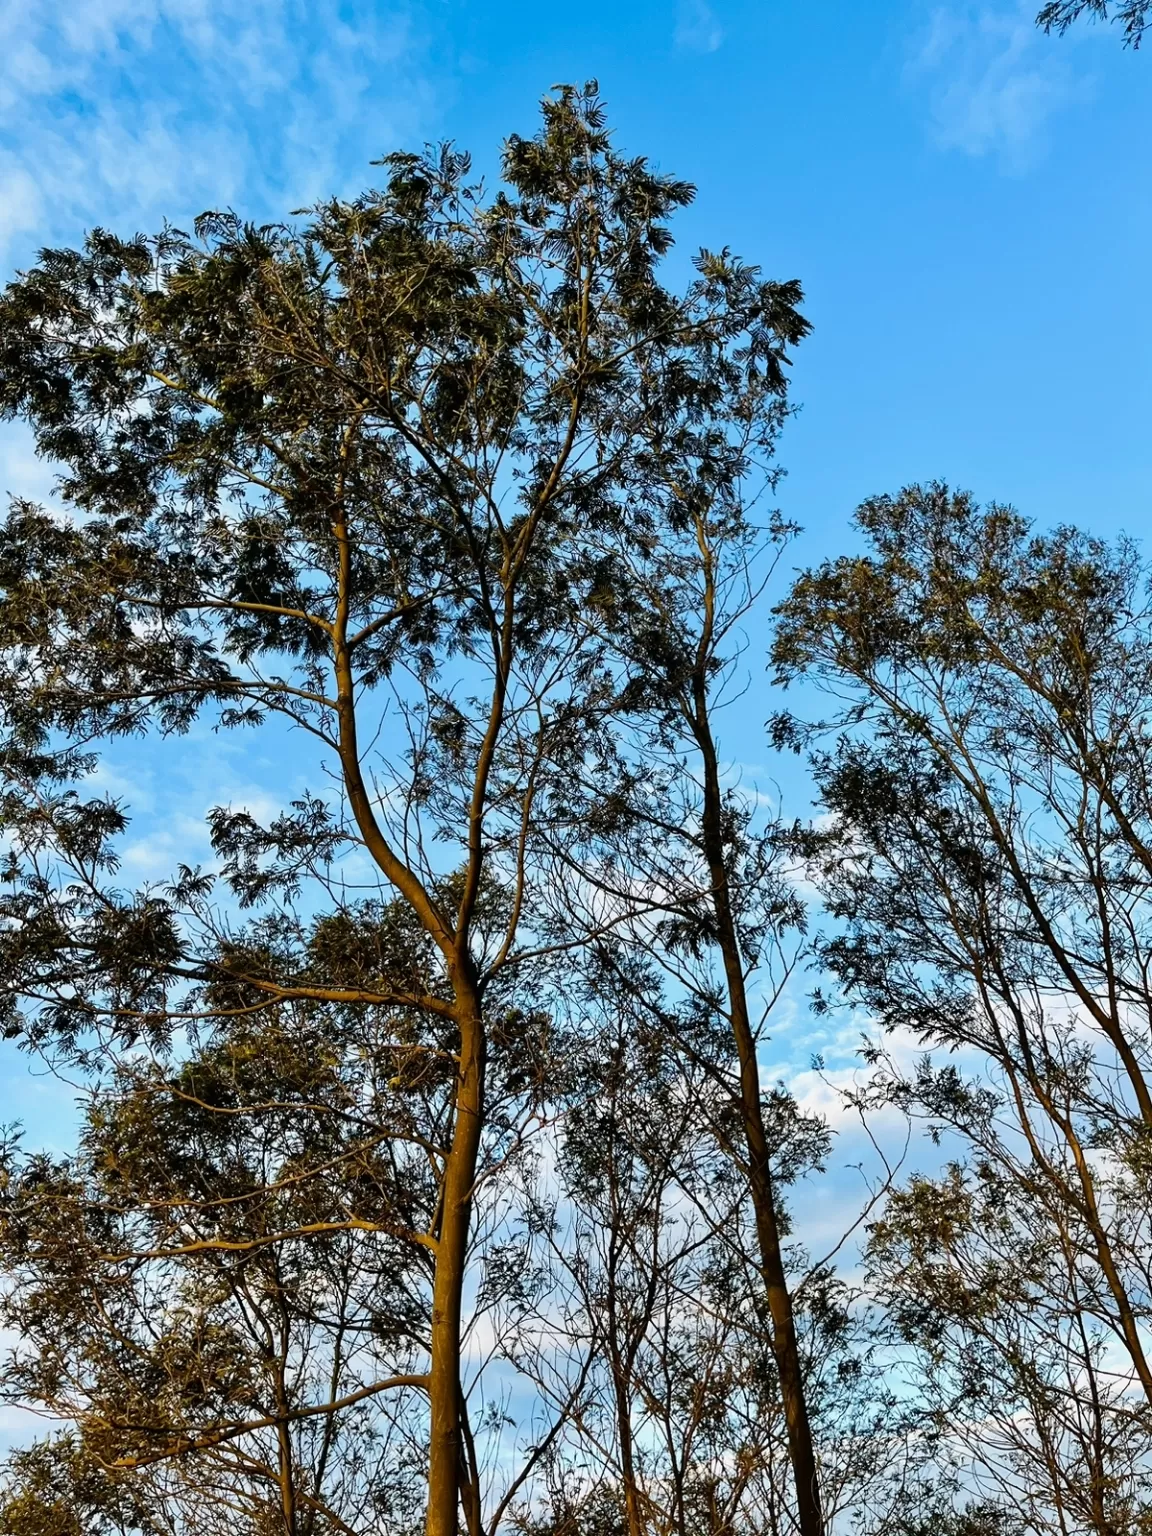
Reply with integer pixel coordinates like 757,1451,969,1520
0,70,1149,1536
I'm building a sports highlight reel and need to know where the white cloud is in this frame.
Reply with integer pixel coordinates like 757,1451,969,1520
909,2,1094,169
0,0,433,265
0,164,41,250
674,0,724,54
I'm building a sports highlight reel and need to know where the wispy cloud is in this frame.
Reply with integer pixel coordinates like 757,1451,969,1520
674,0,724,54
909,1,1094,169
0,0,433,265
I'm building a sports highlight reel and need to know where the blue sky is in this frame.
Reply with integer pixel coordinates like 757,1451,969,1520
3,0,1148,545
0,0,1148,1255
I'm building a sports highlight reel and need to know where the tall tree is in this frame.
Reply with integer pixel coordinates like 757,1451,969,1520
774,485,1152,1529
565,487,838,1529
0,85,810,1536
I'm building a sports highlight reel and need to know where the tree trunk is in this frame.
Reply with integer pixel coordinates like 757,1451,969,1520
694,690,825,1536
607,1299,645,1536
426,974,487,1536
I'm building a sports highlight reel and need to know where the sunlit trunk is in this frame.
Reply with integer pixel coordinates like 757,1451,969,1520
425,980,486,1536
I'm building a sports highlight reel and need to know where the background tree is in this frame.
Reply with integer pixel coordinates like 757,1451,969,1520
0,885,582,1536
870,1156,1152,1535
509,991,922,1536
774,484,1152,1534
0,995,433,1536
561,460,833,1528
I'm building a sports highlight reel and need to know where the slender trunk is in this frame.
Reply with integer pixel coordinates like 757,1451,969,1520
740,1116,822,1536
604,1119,645,1536
276,1417,299,1536
606,1303,644,1536
693,689,824,1536
272,1338,299,1536
458,1388,486,1536
997,1040,1152,1407
426,971,487,1536
613,1367,645,1536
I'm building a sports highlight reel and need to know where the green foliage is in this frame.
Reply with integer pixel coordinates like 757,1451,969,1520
778,483,1152,1534
1037,0,1151,46
0,84,828,1536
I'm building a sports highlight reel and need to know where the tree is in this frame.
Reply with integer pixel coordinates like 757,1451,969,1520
774,484,1152,1531
0,84,810,1536
1037,0,1151,47
870,1158,1152,1535
0,996,435,1536
509,992,918,1536
562,494,831,1529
